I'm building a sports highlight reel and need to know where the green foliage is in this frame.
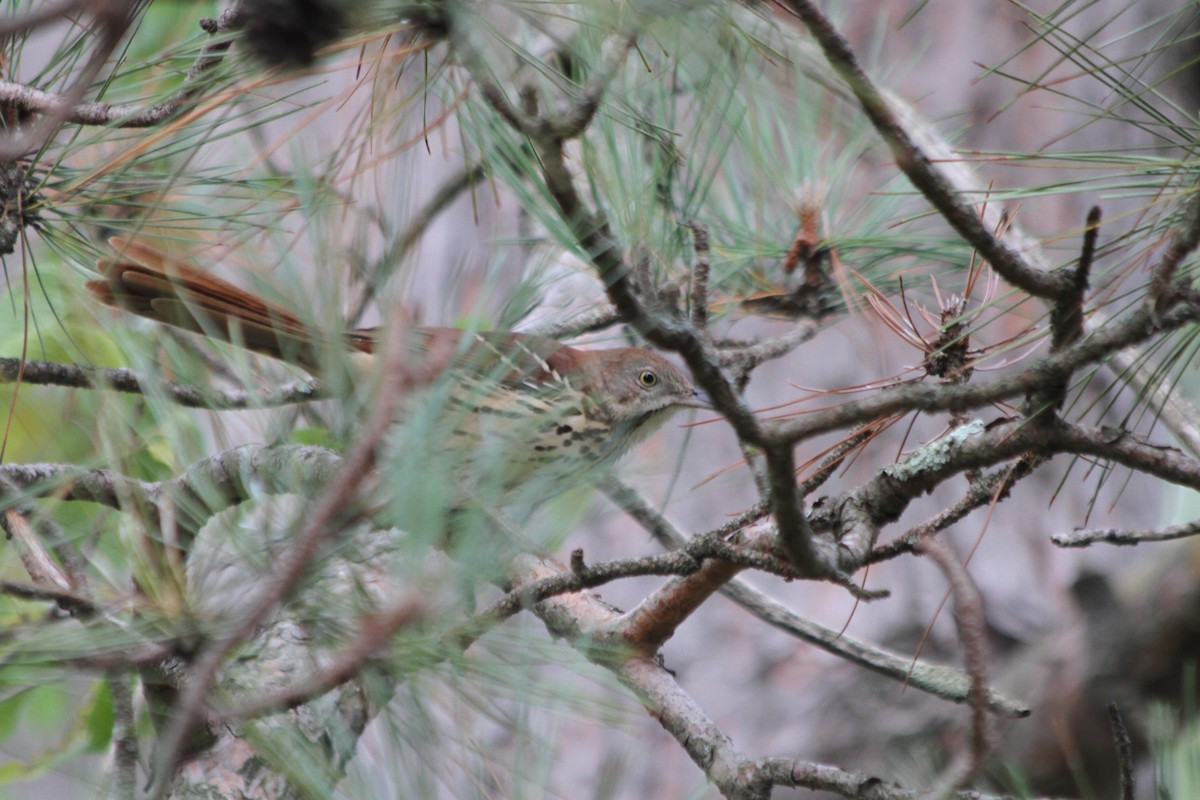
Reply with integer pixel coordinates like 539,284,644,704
0,679,112,785
1,0,1199,796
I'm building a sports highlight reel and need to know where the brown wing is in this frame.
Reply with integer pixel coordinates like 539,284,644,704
88,239,576,386
87,238,374,370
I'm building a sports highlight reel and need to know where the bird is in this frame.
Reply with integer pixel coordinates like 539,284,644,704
86,239,710,505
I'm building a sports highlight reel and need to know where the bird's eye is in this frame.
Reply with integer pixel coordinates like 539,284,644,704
638,370,658,388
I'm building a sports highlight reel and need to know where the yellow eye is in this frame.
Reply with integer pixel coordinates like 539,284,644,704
638,370,658,388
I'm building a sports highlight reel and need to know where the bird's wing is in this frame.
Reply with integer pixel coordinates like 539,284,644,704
89,238,371,370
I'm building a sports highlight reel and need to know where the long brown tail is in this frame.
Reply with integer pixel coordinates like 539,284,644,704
87,239,375,370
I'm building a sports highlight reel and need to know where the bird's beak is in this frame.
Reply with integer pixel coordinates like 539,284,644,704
684,387,714,409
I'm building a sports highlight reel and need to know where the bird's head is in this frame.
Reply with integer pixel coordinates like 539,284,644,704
581,349,710,450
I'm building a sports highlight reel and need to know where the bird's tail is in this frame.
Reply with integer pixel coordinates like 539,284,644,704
88,239,374,370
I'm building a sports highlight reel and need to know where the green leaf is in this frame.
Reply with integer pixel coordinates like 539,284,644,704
0,680,115,787
292,427,336,448
81,680,114,753
0,688,35,742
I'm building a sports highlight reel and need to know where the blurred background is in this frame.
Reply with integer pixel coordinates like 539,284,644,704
2,0,1200,797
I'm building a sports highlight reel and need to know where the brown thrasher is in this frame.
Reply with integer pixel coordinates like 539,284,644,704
87,240,708,499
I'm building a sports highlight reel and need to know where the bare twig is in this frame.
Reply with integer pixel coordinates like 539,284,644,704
599,477,802,579
685,220,711,329
1109,344,1200,458
0,0,132,158
1027,207,1100,418
482,549,702,626
718,569,1027,717
777,0,1067,301
0,435,99,593
1052,519,1200,548
0,356,322,409
915,538,993,795
1056,206,1099,350
613,521,789,653
772,297,1200,445
543,32,638,141
866,457,1037,564
0,446,351,552
615,656,770,799
719,321,819,385
0,578,94,613
601,477,1024,714
756,757,1031,799
761,441,820,571
0,2,245,133
1149,183,1200,312
1,506,72,593
1107,702,1135,800
511,553,767,798
110,670,139,800
803,410,1200,572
